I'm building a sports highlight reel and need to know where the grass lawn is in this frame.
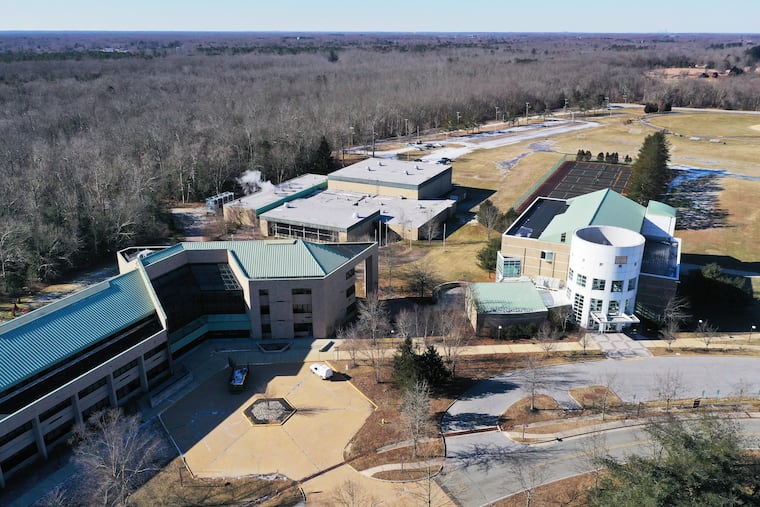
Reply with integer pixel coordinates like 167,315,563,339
676,178,760,262
645,111,760,138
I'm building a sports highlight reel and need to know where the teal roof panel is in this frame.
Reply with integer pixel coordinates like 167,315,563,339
539,189,645,243
164,240,374,279
0,270,157,393
469,282,547,314
646,200,676,218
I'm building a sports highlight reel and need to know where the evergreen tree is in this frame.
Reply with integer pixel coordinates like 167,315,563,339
477,237,502,273
310,136,335,175
391,336,418,390
627,131,671,205
416,346,450,385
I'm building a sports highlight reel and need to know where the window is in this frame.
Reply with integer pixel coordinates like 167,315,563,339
567,268,574,282
560,233,567,243
611,280,623,292
502,258,521,278
614,256,628,264
113,359,139,379
590,298,603,312
260,304,270,315
608,300,620,314
292,303,312,314
540,250,554,263
346,285,355,298
628,278,637,291
292,288,311,295
592,278,606,291
346,268,355,280
573,293,585,322
576,274,587,287
624,299,631,313
566,287,572,299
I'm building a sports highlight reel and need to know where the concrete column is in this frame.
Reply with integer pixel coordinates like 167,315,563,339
138,356,149,392
31,416,48,460
364,253,378,295
106,374,118,407
71,394,83,425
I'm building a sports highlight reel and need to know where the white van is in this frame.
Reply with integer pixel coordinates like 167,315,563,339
310,363,333,380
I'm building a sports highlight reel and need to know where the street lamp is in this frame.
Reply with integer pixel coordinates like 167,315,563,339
498,324,503,340
404,118,409,138
605,96,611,117
495,106,500,122
563,98,569,114
456,111,461,129
750,325,756,343
525,102,530,124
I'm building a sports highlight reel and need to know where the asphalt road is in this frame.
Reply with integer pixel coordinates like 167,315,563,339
439,356,760,506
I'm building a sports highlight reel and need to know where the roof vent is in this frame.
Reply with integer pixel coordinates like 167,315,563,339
405,170,410,175
416,165,422,170
284,202,293,208
352,212,358,219
378,161,384,166
367,166,372,171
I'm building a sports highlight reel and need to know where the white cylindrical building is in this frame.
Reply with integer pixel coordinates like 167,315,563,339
566,226,645,331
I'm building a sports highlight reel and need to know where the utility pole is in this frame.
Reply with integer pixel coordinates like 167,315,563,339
372,126,375,157
564,98,569,115
525,102,531,124
495,106,500,122
404,118,409,138
456,111,461,130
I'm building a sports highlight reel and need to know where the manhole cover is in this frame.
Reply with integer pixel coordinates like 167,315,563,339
245,397,295,425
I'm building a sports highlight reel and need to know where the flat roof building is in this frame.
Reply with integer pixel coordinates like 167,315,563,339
327,157,452,200
223,174,327,227
259,189,456,242
465,281,549,336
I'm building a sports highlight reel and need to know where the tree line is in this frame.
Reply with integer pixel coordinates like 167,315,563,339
1,32,759,295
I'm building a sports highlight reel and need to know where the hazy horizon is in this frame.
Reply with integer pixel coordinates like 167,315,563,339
3,0,760,34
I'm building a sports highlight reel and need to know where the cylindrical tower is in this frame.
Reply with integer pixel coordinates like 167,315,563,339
566,225,645,331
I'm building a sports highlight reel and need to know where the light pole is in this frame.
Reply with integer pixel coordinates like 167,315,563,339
498,324,503,340
564,98,569,115
605,96,611,117
525,102,530,124
495,106,500,122
404,118,409,138
456,111,461,130
750,325,756,343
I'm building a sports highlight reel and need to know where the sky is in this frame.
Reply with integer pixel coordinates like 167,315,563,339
1,0,759,33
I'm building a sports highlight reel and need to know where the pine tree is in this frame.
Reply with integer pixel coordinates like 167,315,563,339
627,131,671,205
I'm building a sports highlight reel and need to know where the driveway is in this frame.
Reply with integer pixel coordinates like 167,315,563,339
440,356,760,506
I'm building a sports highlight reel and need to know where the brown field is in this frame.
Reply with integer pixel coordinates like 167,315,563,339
646,111,760,138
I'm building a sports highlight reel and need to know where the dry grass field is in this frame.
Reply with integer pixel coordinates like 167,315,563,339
646,111,760,138
391,110,760,283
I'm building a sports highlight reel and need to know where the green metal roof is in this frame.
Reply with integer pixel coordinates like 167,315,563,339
646,200,676,218
0,270,157,393
539,189,645,243
469,282,547,314
145,240,374,279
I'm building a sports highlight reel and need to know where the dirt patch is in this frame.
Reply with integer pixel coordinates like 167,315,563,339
569,386,623,410
499,395,562,427
491,472,596,507
751,124,760,132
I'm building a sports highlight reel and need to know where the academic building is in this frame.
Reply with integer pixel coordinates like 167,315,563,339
497,189,681,331
0,239,377,487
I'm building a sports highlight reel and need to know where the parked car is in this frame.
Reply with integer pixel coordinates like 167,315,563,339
310,363,334,380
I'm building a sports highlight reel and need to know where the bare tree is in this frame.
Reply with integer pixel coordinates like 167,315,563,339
578,329,593,355
597,373,618,421
438,308,472,377
70,409,167,507
509,453,546,507
337,325,361,368
357,291,390,345
405,262,441,298
652,370,684,413
362,338,386,384
477,200,502,240
697,319,718,350
401,380,433,459
522,355,546,412
536,322,556,357
659,296,691,351
579,427,608,489
394,307,415,339
329,479,377,507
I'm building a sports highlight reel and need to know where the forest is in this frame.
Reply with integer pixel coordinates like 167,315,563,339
0,32,759,295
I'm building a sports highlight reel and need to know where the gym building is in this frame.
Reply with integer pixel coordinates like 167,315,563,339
0,239,377,488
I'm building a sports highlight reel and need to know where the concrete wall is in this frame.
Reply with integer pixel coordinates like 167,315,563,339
327,179,423,199
417,168,453,199
500,236,571,280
